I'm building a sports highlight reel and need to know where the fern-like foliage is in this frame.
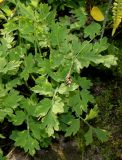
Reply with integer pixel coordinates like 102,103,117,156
112,0,122,35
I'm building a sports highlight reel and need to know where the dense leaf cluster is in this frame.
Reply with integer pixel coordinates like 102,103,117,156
0,0,117,156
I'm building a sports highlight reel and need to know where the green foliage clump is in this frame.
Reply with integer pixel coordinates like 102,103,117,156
0,150,6,160
0,0,117,156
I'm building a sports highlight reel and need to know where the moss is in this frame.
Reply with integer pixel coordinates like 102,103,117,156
108,40,122,77
91,77,122,160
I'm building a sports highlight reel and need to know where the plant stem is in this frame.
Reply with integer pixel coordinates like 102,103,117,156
100,0,113,39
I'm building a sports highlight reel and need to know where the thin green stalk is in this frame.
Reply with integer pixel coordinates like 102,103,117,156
80,116,93,128
26,115,30,134
100,0,113,39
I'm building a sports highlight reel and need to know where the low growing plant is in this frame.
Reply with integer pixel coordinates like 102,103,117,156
0,0,117,156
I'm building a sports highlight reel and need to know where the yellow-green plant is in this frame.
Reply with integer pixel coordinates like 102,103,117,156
0,0,117,156
112,0,122,35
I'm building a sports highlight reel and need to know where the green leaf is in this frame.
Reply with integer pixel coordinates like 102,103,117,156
94,128,109,142
49,22,68,47
101,55,117,68
34,96,64,136
1,33,14,50
69,92,83,116
80,90,95,112
8,45,26,61
4,61,21,74
59,39,71,54
20,98,36,116
0,134,5,139
74,41,98,69
84,127,93,145
20,54,35,80
85,105,99,121
93,37,109,53
0,57,7,72
58,83,78,94
37,59,51,75
52,96,64,114
32,84,53,96
65,118,80,137
0,108,13,122
10,130,40,156
71,7,87,29
19,18,34,36
6,78,21,90
78,51,101,67
29,119,47,140
0,83,7,98
59,112,74,125
32,76,54,96
31,0,39,7
0,148,6,160
74,58,82,73
3,19,18,33
3,90,22,109
71,36,82,54
0,148,3,156
0,109,4,122
18,2,35,20
77,77,93,90
50,50,64,68
37,3,51,22
84,22,101,39
0,10,7,20
78,41,93,55
34,98,51,117
50,67,69,82
77,47,117,68
42,111,59,136
10,111,26,126
1,5,13,17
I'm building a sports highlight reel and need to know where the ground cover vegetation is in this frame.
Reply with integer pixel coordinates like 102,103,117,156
0,0,121,159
